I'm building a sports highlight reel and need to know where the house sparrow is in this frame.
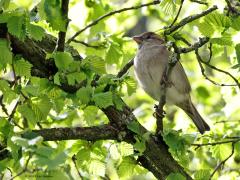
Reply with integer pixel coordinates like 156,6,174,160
133,32,210,134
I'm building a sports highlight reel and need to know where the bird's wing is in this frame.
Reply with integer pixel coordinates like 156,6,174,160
170,62,191,94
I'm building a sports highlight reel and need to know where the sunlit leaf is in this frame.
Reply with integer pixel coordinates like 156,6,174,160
235,43,240,65
166,173,186,180
76,86,93,105
54,52,74,70
27,23,45,41
105,43,122,65
14,58,32,78
0,39,12,69
194,169,211,180
7,15,26,39
93,92,113,108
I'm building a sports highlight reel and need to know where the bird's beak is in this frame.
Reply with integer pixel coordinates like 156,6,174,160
132,36,143,44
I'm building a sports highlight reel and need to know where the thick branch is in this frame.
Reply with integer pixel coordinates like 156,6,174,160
31,124,118,141
66,0,161,43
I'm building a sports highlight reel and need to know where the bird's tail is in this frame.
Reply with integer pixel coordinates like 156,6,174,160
180,101,210,134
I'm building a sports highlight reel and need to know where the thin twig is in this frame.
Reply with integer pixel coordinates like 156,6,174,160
67,0,161,43
200,57,240,89
214,120,240,124
117,59,134,78
10,155,32,180
72,155,84,179
189,0,208,5
192,138,240,148
169,0,185,28
56,0,70,51
225,0,240,15
164,5,218,35
195,50,238,87
210,142,236,179
72,39,103,49
0,95,9,116
8,101,23,130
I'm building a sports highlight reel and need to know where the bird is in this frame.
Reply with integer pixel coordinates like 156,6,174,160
133,31,210,134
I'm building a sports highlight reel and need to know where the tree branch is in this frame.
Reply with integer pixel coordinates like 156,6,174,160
191,138,240,148
189,0,208,6
56,0,70,52
195,50,239,87
164,5,218,35
117,58,134,78
10,155,32,180
66,0,161,43
31,124,119,141
72,39,103,49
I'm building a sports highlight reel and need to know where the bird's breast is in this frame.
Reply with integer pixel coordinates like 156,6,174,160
134,45,167,100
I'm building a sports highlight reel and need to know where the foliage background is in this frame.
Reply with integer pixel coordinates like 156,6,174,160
0,0,240,179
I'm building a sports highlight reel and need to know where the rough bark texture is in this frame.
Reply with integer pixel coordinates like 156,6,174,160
2,27,192,179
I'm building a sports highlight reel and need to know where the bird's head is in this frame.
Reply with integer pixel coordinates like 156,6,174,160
132,32,164,48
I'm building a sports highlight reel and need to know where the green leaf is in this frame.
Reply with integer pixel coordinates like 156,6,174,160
31,96,52,121
197,21,214,37
105,43,122,65
11,136,29,147
166,173,186,180
27,23,45,41
0,0,10,9
119,142,134,157
127,121,142,135
134,138,146,154
76,86,93,104
14,58,32,78
18,103,37,128
41,0,67,31
54,72,61,85
93,92,113,108
231,16,240,31
196,86,210,99
112,93,124,110
205,12,231,28
7,15,26,39
125,77,137,96
194,169,211,180
89,159,106,177
118,157,136,178
86,56,106,74
83,105,99,125
210,36,232,46
212,144,232,160
0,39,12,69
66,72,86,85
109,144,120,160
160,0,177,15
235,43,240,65
54,52,74,70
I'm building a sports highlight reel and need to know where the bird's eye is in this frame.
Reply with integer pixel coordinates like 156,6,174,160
146,35,151,39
